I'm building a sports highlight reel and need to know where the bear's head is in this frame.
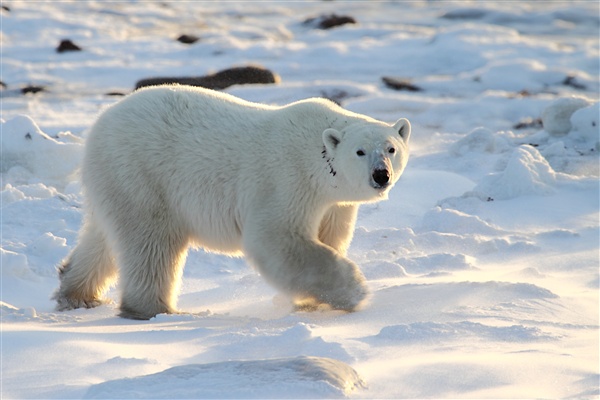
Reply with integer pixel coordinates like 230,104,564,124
322,118,411,202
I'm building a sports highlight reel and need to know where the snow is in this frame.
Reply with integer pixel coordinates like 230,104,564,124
84,356,365,399
1,1,598,399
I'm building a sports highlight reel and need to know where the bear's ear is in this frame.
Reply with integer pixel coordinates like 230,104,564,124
323,128,343,152
393,118,411,142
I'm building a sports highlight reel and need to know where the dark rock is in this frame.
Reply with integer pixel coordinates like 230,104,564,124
176,34,200,44
506,90,538,99
319,14,356,29
440,8,487,20
563,75,586,90
304,14,356,30
2,5,10,12
135,65,280,90
57,39,82,53
382,77,422,92
21,85,45,95
105,91,127,97
513,117,543,130
319,89,350,106
0,81,6,89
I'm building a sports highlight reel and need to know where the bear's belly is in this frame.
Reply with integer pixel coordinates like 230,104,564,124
181,204,244,256
189,229,243,256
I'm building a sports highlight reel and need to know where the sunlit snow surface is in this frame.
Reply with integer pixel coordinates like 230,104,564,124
1,1,598,399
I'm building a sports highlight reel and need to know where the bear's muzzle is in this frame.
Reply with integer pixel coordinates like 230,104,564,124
371,168,390,189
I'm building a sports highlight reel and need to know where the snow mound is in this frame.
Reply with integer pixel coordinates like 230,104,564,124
569,102,600,151
371,321,557,343
541,97,591,136
361,260,408,280
450,127,513,156
199,322,352,363
1,115,83,187
84,356,365,399
0,301,40,321
1,248,36,281
398,253,477,276
420,207,505,236
474,145,558,200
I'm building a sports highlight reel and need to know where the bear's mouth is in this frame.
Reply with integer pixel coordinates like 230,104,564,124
370,182,390,190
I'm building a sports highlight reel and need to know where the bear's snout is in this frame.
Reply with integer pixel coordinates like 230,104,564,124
371,168,390,188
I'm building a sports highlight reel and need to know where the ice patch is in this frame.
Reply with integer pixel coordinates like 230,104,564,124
84,356,365,399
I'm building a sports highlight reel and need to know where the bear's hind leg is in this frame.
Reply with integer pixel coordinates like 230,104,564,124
54,218,117,311
115,221,189,320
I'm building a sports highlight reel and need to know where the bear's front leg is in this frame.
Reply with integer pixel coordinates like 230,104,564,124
318,204,358,257
244,226,368,311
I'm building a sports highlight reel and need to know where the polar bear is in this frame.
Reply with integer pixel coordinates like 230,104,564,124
54,85,411,319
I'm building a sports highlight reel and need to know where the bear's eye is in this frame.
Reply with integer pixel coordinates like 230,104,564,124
388,147,396,154
356,150,366,157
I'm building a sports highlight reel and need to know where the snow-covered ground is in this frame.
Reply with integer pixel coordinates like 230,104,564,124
1,1,598,398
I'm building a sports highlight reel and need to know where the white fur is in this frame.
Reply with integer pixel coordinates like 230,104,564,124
54,85,411,319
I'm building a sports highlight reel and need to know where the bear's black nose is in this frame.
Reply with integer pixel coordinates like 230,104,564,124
372,169,390,187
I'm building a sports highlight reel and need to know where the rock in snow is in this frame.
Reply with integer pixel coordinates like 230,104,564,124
135,66,280,90
303,14,357,30
176,34,200,45
56,39,82,53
